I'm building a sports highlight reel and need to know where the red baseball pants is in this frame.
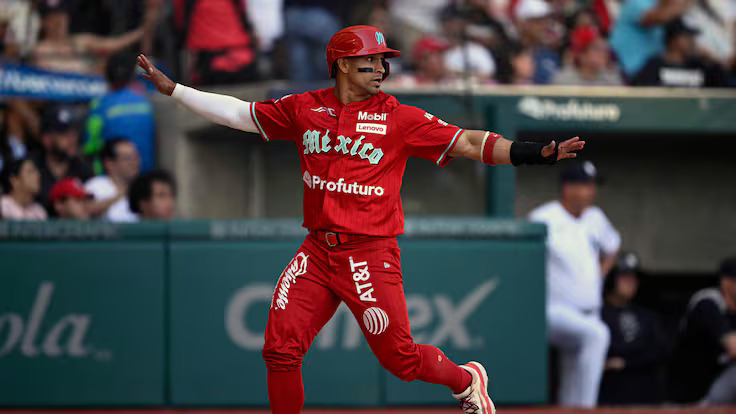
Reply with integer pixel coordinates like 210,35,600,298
262,232,471,413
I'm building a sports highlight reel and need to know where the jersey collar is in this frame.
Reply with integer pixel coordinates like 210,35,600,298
323,87,386,112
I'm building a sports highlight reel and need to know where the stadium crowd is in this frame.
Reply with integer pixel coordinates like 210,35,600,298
1,0,736,407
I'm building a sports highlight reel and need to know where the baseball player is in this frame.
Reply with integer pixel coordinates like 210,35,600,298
138,25,584,414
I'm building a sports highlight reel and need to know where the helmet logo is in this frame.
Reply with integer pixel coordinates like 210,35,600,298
375,31,385,45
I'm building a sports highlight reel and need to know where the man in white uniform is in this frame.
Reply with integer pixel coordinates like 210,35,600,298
85,138,139,222
529,161,621,407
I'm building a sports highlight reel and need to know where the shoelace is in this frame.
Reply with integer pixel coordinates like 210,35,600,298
460,397,480,414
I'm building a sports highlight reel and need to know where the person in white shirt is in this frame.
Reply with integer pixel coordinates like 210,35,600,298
529,160,621,407
85,138,139,222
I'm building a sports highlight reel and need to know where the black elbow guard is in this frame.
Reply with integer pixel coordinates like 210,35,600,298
510,141,557,166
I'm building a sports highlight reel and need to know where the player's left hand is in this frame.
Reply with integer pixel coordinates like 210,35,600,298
542,136,585,161
137,54,175,96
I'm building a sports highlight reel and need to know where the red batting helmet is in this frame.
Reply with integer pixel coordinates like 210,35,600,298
326,25,401,79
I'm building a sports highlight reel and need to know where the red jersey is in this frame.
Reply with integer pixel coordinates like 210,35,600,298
250,87,463,237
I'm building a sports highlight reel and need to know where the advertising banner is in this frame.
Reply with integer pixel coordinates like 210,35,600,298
0,235,166,405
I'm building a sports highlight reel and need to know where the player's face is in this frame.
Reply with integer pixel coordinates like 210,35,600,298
57,197,90,219
42,11,69,39
675,35,696,56
512,50,535,81
722,278,736,303
14,160,41,195
114,142,141,181
582,39,610,70
562,181,596,209
144,181,175,220
420,52,447,80
615,273,639,301
344,54,386,95
51,129,78,157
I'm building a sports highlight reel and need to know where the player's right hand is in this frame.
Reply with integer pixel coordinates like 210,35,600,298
137,54,175,96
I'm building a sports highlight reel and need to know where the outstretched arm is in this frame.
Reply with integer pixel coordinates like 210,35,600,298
137,54,257,133
449,130,584,165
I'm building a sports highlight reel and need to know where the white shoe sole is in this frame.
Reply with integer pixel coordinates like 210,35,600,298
466,361,496,414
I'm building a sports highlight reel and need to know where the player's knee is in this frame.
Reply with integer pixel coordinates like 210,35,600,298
261,348,302,371
377,342,421,382
262,344,303,371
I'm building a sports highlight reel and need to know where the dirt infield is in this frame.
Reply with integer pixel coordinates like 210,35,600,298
3,407,736,414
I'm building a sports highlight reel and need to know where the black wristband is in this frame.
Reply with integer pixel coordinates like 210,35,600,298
510,141,557,166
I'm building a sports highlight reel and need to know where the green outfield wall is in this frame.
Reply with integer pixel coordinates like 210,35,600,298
0,219,545,407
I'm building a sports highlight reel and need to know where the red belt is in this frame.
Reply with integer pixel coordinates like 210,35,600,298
311,230,368,247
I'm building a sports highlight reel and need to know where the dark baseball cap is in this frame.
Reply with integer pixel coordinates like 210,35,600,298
616,252,641,274
720,257,736,279
604,251,642,293
41,105,77,133
665,18,700,44
560,160,602,184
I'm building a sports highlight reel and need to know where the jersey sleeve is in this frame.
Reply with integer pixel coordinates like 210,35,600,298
250,94,298,142
395,105,464,167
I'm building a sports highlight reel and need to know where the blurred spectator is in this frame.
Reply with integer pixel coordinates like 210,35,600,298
669,258,736,404
515,0,561,84
283,0,341,81
389,0,451,55
1,0,41,60
553,27,624,85
459,0,512,51
414,36,451,84
32,0,156,75
566,8,600,33
0,103,35,174
246,0,285,55
33,105,93,213
561,9,601,66
129,169,176,220
174,0,258,85
85,138,139,222
0,157,47,220
599,252,668,405
633,18,728,86
682,0,733,65
496,42,537,84
440,5,497,83
386,36,452,87
49,176,91,219
590,0,616,34
529,161,620,407
84,51,155,173
610,0,689,79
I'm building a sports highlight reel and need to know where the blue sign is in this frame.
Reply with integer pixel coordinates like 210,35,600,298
0,62,107,102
